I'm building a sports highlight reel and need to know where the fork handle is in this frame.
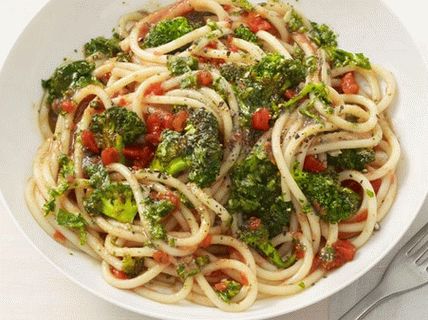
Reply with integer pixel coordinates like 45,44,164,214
339,281,395,320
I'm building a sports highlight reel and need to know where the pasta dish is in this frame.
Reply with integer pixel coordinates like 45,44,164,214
25,0,400,312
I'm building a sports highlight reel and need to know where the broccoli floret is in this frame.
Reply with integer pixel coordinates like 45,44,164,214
309,22,337,48
56,209,87,245
84,35,121,58
167,56,199,75
143,17,194,48
238,219,292,268
122,255,145,277
142,197,175,240
293,168,361,223
215,279,242,303
90,106,146,150
328,149,375,171
84,162,110,188
58,154,74,178
151,109,223,188
234,25,258,43
228,144,293,237
84,182,138,223
42,61,97,103
287,10,306,33
282,82,331,112
231,0,253,11
325,47,371,69
229,53,306,124
219,63,249,83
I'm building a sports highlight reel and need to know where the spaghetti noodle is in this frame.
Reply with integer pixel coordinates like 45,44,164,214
26,0,400,312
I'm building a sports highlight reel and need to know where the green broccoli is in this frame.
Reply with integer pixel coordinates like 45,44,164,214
42,61,97,103
328,149,375,171
84,35,121,58
84,162,110,189
309,22,337,48
90,106,146,152
122,255,145,277
226,53,306,125
231,0,253,11
151,109,223,188
215,279,242,303
84,182,138,223
325,47,371,69
287,10,307,33
238,219,294,268
56,209,87,245
234,25,258,43
167,56,199,75
281,82,332,114
142,197,175,240
228,144,293,237
293,168,361,223
219,63,249,83
143,17,194,48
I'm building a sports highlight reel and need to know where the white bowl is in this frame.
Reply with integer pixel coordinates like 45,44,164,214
0,0,427,319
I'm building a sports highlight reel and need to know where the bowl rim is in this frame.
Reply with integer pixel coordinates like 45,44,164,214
1,0,427,319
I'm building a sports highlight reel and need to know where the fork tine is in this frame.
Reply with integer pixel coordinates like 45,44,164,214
415,246,428,265
404,222,428,256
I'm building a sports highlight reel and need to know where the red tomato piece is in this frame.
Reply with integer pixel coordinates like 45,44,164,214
370,179,382,194
226,35,239,52
294,241,306,260
145,131,162,145
303,155,327,173
153,251,171,264
81,130,99,154
341,72,360,94
343,209,368,224
146,112,163,133
144,82,164,96
214,282,227,292
110,267,129,279
53,230,66,243
118,97,128,107
155,191,181,209
200,234,213,248
251,108,271,131
206,41,218,49
310,255,321,273
245,12,273,33
333,240,356,262
172,111,188,132
61,100,76,113
101,147,120,165
248,217,261,231
197,71,213,87
161,112,174,130
240,272,249,286
284,89,297,100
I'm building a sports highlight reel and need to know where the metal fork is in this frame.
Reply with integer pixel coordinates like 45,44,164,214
340,222,428,320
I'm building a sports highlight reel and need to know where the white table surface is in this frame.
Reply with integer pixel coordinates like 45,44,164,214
0,1,427,319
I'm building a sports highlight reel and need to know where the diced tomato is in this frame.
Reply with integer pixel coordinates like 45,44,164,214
53,230,66,242
172,111,188,132
320,240,356,271
341,72,359,94
245,12,273,33
81,130,99,154
61,100,76,113
370,179,382,194
310,255,321,273
197,71,213,87
99,72,111,85
334,240,356,261
145,131,162,145
343,209,368,224
155,191,181,209
303,155,326,173
341,179,363,195
146,112,163,133
214,282,227,292
118,97,128,107
197,56,225,66
110,267,129,279
153,251,171,264
200,234,213,248
248,217,261,231
240,272,249,286
226,35,239,52
294,240,306,259
123,145,155,169
223,4,232,11
161,112,174,130
101,147,120,165
144,82,164,96
206,41,218,49
338,232,360,240
251,108,271,131
284,89,297,100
